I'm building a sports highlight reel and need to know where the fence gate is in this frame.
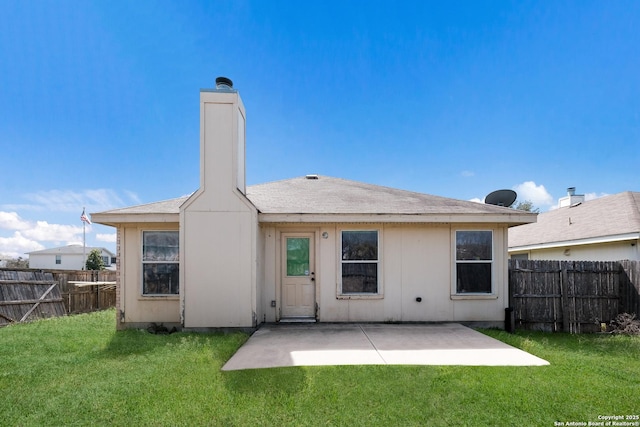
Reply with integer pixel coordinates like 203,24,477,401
0,270,66,326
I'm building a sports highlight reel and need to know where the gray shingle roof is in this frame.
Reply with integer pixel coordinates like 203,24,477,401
247,176,521,215
94,196,189,215
509,191,640,248
27,245,115,256
92,176,535,223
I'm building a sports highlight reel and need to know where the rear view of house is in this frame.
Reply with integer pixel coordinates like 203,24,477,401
92,78,536,330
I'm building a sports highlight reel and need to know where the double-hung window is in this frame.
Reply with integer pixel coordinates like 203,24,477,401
340,230,379,294
142,231,179,295
455,230,493,294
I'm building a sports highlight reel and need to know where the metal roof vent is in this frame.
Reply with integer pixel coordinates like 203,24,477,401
215,76,233,90
305,174,319,180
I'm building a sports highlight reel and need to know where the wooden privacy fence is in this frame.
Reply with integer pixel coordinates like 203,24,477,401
3,263,639,332
0,270,66,326
618,259,640,317
53,270,117,314
0,269,116,326
509,260,640,333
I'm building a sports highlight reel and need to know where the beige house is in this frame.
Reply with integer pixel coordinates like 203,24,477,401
509,189,640,261
92,78,536,330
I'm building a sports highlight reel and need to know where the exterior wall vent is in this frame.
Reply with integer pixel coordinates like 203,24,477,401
305,174,319,180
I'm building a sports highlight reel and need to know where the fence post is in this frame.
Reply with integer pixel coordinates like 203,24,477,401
96,280,100,310
561,262,570,332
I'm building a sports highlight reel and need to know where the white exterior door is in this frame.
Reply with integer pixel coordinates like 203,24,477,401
281,233,315,318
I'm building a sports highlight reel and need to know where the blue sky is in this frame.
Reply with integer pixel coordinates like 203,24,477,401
1,0,639,258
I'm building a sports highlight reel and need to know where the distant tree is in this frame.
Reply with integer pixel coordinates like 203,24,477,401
6,257,29,268
514,200,540,213
85,249,106,271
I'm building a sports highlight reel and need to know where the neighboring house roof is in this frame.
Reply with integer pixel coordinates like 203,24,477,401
92,176,535,225
509,191,640,250
27,245,116,257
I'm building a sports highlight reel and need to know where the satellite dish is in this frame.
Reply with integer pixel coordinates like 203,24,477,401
485,189,517,207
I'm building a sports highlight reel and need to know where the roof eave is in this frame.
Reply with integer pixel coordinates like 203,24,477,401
509,232,640,252
90,213,180,227
258,212,537,224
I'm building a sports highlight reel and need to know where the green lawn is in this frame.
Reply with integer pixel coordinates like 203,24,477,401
1,309,638,426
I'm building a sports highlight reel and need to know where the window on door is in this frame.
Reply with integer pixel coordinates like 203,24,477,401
340,230,379,294
455,230,493,294
286,237,310,276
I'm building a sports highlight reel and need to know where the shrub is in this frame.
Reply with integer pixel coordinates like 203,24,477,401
85,249,106,270
609,313,640,335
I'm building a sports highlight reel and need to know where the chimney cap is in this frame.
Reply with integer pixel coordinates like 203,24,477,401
215,76,233,90
567,187,576,196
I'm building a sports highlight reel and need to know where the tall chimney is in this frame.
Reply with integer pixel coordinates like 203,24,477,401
181,77,255,329
195,76,246,200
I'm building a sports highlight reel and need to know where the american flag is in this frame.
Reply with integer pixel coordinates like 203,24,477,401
81,209,91,225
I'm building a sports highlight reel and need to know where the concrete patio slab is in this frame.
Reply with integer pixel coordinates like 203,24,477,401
221,323,549,371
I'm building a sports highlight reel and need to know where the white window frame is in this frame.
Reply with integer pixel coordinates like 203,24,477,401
337,228,383,299
55,255,61,265
141,230,179,296
452,229,495,298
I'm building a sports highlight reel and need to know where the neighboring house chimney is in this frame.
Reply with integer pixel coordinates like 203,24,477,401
558,187,585,208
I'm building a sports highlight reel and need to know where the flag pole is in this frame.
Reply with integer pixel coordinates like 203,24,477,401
83,206,86,270
81,207,91,270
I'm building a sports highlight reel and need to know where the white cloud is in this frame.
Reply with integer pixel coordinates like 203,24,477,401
0,188,128,257
21,189,126,212
96,233,117,243
513,181,554,207
469,197,484,203
585,192,608,201
461,170,475,177
0,211,30,231
123,190,142,205
22,221,85,242
0,211,86,256
1,188,140,213
0,232,45,258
